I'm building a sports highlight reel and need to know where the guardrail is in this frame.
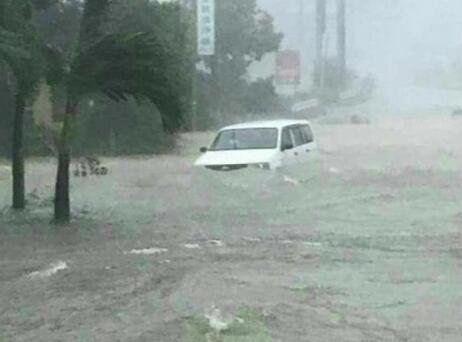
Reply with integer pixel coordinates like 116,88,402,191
291,99,320,112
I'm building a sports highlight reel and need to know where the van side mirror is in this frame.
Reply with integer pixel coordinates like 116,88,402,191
281,142,294,151
200,147,208,153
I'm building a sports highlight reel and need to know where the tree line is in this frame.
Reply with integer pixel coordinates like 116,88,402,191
0,0,282,224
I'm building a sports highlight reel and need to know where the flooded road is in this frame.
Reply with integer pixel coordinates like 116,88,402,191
1,106,462,341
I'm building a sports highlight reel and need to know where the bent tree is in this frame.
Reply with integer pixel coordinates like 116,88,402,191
53,0,184,223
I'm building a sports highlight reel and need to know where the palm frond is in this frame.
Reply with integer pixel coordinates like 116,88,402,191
0,27,30,63
70,31,184,132
78,0,113,49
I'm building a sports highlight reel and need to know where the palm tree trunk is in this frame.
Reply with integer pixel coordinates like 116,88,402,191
54,97,77,224
12,92,25,209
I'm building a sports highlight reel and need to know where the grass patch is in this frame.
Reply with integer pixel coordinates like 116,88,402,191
183,308,271,342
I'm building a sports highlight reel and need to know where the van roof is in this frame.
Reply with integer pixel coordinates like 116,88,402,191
220,119,310,131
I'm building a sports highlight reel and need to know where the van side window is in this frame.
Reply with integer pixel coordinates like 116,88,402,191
290,126,305,146
281,128,293,149
301,125,314,143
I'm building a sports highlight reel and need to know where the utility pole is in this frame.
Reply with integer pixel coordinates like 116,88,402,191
337,0,346,84
315,0,326,89
190,0,198,131
298,0,305,44
296,0,304,94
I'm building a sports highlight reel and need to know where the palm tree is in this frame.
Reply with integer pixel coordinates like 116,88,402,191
53,0,184,223
0,0,47,209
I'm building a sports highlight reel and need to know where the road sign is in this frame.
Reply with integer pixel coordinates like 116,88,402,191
275,50,301,85
197,0,215,56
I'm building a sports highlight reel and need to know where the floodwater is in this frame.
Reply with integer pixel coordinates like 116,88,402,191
2,87,462,340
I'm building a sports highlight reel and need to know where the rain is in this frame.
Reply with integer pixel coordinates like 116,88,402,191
1,1,462,341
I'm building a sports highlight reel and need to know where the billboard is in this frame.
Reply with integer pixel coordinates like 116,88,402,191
275,50,301,85
197,0,215,56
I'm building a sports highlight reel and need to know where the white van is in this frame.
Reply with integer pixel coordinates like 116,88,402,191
194,120,317,171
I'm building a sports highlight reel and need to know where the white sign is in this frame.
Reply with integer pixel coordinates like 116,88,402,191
197,0,215,56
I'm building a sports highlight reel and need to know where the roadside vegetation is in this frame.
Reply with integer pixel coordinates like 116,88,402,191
0,0,282,223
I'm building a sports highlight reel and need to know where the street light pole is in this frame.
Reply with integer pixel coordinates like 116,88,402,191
298,0,304,44
176,0,196,131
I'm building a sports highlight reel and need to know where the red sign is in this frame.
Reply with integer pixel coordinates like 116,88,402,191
275,50,301,85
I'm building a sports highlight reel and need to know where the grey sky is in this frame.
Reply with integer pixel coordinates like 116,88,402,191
258,0,462,81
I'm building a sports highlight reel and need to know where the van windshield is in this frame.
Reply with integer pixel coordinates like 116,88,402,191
210,128,278,151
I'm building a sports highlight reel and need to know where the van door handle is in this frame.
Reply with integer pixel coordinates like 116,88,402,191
306,149,311,153
294,152,298,156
